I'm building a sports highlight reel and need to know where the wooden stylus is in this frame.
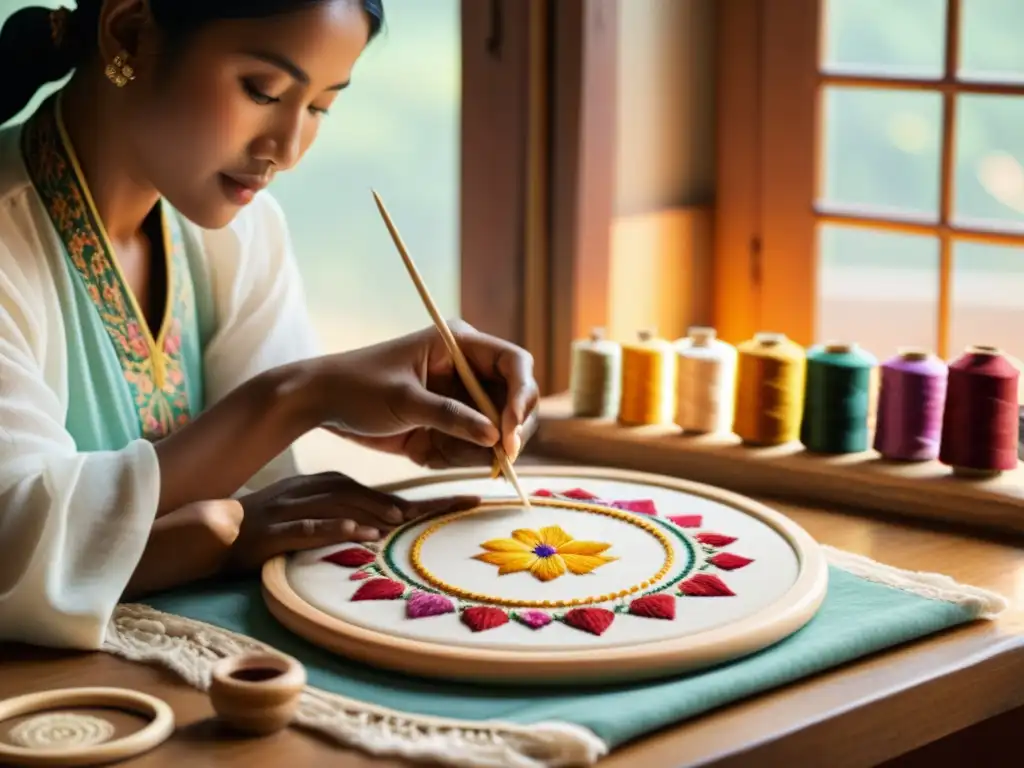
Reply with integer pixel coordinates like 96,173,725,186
371,189,532,509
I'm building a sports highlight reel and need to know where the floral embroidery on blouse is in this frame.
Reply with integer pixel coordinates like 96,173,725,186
21,95,195,440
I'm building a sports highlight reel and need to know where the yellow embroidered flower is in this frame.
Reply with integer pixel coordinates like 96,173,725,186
473,525,616,582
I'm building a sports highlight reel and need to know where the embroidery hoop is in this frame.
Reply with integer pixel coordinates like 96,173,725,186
0,687,174,767
262,465,829,685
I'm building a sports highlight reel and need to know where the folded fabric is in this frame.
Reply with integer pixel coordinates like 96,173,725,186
103,546,1007,768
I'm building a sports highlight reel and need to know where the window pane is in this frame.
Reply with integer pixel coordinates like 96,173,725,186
960,0,1024,83
273,0,461,352
950,241,1024,361
816,224,940,361
954,95,1024,229
820,87,943,220
821,0,946,79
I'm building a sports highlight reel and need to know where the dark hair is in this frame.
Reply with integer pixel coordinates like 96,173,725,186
0,0,384,125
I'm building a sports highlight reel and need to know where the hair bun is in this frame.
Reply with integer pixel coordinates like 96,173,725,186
0,5,79,126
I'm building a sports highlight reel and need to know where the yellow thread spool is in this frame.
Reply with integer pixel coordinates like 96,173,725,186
734,332,806,445
618,329,676,425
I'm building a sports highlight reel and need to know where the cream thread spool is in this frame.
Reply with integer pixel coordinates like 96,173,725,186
569,327,622,418
618,329,676,426
674,326,738,434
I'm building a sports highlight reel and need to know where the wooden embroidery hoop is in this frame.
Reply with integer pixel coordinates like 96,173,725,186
0,687,174,767
262,465,829,685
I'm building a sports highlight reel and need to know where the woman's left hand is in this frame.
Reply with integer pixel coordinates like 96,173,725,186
324,320,540,468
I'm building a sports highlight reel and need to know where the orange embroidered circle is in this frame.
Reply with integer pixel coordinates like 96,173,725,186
408,498,676,609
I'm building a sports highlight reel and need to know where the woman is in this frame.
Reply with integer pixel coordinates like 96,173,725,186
0,0,539,649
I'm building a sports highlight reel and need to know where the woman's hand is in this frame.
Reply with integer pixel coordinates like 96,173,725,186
312,320,540,469
150,319,535,517
223,471,480,574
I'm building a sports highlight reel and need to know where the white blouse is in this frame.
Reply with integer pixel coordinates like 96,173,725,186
0,122,320,650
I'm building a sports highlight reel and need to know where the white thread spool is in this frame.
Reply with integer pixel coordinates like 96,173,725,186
674,326,738,434
569,327,622,418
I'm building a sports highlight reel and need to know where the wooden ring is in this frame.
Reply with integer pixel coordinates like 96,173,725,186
0,687,174,767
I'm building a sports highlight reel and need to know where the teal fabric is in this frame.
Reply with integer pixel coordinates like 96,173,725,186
58,252,144,451
143,565,978,747
59,209,206,451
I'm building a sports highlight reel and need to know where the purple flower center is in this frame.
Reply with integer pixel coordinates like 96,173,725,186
533,544,557,558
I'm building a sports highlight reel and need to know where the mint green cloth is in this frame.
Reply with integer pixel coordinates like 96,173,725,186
143,565,978,747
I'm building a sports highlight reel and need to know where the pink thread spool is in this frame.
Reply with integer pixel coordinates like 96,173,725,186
873,348,947,461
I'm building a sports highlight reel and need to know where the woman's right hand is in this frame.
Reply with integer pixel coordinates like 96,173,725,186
223,471,480,574
151,321,535,516
308,320,539,468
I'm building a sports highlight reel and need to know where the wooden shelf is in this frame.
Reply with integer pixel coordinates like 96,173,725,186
533,395,1024,537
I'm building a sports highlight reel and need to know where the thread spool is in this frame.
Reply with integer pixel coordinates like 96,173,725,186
734,332,806,446
569,327,622,418
939,345,1020,477
873,348,948,461
800,342,877,454
674,326,738,434
618,329,676,426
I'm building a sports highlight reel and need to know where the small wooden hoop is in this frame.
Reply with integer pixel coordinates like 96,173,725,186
0,687,174,767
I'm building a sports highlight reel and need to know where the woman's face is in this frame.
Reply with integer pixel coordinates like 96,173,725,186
122,1,371,229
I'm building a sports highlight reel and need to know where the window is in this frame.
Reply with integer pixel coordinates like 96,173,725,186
272,0,461,352
717,0,1024,364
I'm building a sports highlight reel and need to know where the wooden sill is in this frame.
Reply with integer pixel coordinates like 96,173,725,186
533,394,1024,538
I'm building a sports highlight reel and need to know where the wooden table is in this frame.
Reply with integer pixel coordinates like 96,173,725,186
2,445,1023,767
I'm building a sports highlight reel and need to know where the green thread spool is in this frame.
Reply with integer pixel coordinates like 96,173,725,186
570,327,622,418
800,341,877,454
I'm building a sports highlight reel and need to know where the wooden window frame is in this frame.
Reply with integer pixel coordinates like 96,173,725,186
714,0,823,348
715,0,1024,357
460,0,618,395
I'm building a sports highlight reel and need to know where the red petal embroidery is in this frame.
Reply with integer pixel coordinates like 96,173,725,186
628,594,676,620
349,570,371,581
563,607,615,636
351,578,404,601
461,606,509,632
322,547,376,568
709,552,754,570
679,573,735,597
610,499,658,515
562,488,600,500
696,532,737,547
533,489,554,497
668,514,703,528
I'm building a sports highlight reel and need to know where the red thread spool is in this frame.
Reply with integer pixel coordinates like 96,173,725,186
939,346,1020,476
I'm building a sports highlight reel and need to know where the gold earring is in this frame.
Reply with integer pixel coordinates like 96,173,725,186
104,51,135,88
